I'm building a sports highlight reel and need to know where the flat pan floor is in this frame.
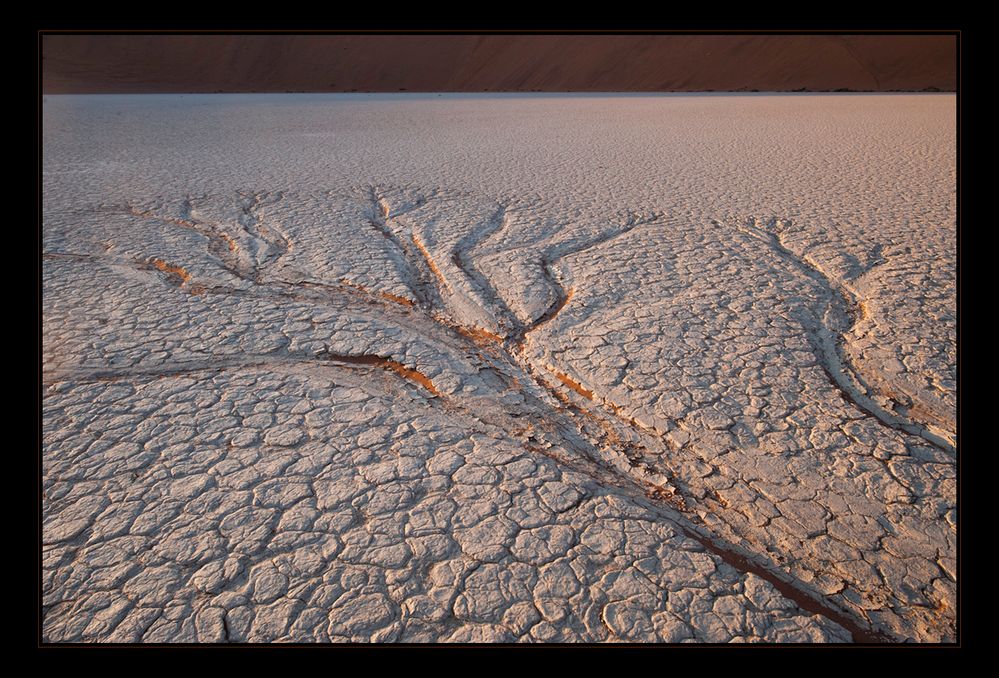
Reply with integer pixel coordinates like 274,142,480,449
42,94,956,643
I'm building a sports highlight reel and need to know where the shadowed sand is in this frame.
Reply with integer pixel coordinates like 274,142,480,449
42,35,956,94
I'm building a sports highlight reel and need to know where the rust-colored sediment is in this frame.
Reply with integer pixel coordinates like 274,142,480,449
531,286,574,334
380,291,416,307
330,354,440,396
130,207,195,230
130,207,240,252
411,235,449,289
456,325,505,346
553,370,594,401
380,360,440,396
151,258,190,282
858,300,871,323
337,277,417,308
150,258,204,295
377,197,391,220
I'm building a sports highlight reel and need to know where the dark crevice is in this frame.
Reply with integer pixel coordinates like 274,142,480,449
679,528,892,643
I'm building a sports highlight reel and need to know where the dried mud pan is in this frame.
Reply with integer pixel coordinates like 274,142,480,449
42,94,956,643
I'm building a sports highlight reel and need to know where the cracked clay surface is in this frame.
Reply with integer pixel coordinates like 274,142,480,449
42,94,955,643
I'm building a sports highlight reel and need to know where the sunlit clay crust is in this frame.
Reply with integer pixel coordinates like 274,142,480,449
42,94,955,643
